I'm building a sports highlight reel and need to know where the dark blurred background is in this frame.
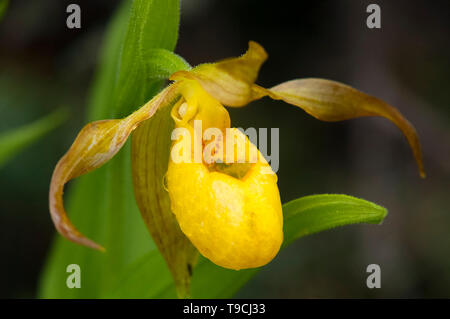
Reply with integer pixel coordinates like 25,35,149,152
0,0,449,298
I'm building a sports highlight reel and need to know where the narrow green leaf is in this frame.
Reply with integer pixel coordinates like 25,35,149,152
39,0,182,298
87,0,132,121
113,0,181,117
282,194,387,247
0,108,68,169
39,1,133,298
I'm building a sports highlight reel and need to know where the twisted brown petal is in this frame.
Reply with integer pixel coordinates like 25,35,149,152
131,100,198,298
49,85,179,251
254,78,425,177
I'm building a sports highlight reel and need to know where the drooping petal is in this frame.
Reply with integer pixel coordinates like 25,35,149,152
131,100,198,298
253,78,425,177
49,85,179,251
169,41,268,107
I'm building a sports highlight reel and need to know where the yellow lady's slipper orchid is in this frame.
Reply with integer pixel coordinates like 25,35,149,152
49,41,425,274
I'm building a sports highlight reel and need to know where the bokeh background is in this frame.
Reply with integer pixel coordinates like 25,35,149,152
0,0,449,298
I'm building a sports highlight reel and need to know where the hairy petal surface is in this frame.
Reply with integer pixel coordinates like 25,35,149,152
49,85,178,251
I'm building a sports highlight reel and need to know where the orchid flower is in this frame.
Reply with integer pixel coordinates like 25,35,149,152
49,41,424,294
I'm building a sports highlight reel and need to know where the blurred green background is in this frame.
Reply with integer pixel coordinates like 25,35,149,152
0,0,449,298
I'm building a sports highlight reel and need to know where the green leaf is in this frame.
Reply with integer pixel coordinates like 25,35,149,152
86,0,132,121
111,194,387,298
190,257,258,299
106,249,176,299
143,49,191,80
0,108,68,169
39,0,182,298
0,0,8,22
112,0,181,117
282,194,387,246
